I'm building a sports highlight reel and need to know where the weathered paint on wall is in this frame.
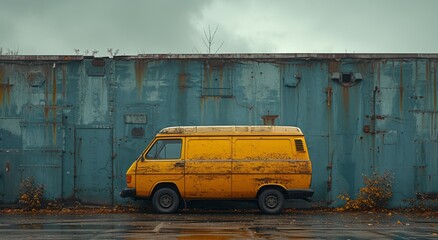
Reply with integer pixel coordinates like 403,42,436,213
0,54,437,207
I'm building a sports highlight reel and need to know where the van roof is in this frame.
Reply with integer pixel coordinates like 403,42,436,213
157,126,303,135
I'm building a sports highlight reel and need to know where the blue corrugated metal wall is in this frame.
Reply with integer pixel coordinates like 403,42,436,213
0,54,436,207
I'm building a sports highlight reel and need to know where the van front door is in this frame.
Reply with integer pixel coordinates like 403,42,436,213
184,137,232,199
135,138,185,197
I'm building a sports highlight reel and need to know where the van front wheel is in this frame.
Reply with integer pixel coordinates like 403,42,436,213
258,188,285,214
152,188,180,214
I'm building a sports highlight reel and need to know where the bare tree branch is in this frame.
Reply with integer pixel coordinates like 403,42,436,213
214,41,224,54
200,25,224,54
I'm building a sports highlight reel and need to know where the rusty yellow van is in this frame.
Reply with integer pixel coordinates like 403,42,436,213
120,125,313,214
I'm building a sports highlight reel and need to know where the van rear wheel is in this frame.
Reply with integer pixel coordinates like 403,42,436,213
152,188,180,214
258,188,285,215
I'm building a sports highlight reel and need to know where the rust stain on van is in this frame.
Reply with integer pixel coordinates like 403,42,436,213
254,165,264,172
256,178,277,184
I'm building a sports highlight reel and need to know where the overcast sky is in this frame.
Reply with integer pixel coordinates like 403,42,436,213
1,0,437,56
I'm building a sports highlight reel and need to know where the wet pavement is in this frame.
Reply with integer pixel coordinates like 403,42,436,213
0,210,436,239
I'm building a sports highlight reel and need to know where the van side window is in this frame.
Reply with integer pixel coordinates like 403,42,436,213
145,139,182,160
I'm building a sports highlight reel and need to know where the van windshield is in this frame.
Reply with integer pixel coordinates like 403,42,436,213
145,139,182,159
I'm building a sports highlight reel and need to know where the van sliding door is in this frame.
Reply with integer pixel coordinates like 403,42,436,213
184,137,232,199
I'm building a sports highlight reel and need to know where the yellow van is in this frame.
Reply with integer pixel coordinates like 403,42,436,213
121,125,313,214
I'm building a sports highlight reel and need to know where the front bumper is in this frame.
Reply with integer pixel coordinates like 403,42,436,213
286,189,314,201
120,188,136,198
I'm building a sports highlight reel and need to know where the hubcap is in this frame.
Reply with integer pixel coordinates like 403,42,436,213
159,194,172,208
265,195,278,208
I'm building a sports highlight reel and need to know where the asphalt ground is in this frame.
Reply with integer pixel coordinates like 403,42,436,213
0,208,436,239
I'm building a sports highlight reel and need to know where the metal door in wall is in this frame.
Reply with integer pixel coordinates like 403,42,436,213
75,128,113,205
113,105,156,203
0,118,22,203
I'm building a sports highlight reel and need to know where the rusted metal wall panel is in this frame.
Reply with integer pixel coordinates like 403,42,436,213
0,61,66,203
328,59,374,206
0,54,437,208
72,58,114,204
411,60,438,195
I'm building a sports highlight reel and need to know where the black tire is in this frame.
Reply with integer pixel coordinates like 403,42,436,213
258,188,285,215
152,188,180,214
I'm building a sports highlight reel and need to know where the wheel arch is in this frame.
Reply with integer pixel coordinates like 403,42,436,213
256,184,288,199
151,182,182,199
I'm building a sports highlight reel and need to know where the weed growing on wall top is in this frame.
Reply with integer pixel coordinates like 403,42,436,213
338,171,394,211
19,177,45,211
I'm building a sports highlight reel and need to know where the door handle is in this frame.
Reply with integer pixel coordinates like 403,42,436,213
174,162,185,168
